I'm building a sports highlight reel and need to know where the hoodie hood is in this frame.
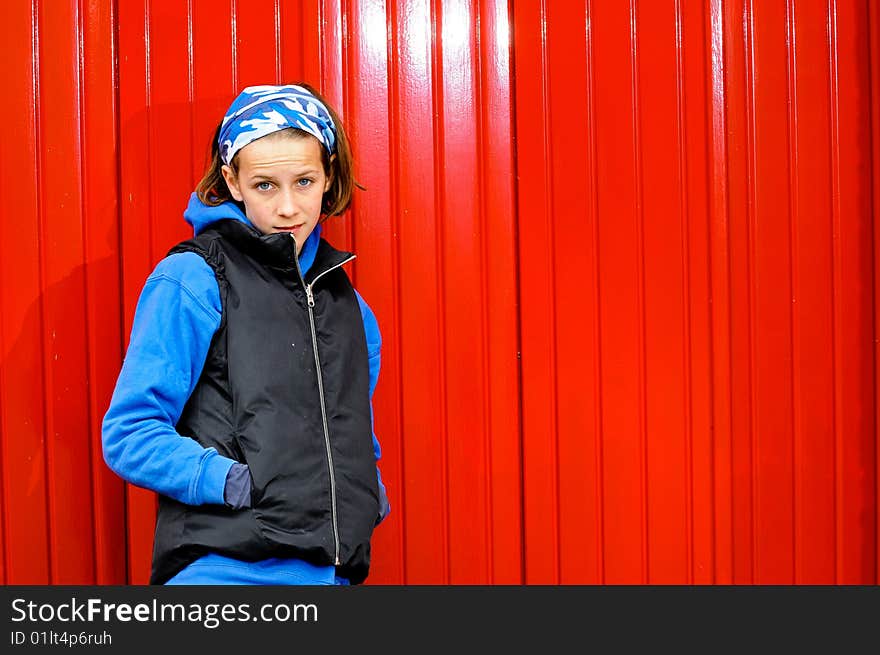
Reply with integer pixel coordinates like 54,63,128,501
183,192,322,274
184,192,252,235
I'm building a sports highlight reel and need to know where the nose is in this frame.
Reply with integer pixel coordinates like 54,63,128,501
277,187,297,218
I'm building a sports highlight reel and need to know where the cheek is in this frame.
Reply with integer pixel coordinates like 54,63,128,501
240,195,268,221
307,190,325,213
244,193,271,212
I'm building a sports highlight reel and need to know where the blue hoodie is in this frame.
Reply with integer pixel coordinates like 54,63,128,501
102,194,388,584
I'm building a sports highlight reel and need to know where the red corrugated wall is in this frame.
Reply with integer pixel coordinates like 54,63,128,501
0,0,876,584
516,0,877,584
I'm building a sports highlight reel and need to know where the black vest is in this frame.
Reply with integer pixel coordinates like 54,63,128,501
149,219,379,585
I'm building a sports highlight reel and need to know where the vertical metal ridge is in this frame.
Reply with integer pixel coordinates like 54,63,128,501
384,0,408,584
629,0,649,584
230,0,238,90
91,0,125,584
869,0,880,585
784,0,800,583
326,0,336,89
585,0,606,584
744,0,758,583
0,121,6,583
144,0,154,265
338,0,347,126
75,0,99,583
0,0,43,582
112,0,127,367
314,0,322,83
186,0,194,189
34,0,54,583
429,0,452,583
828,0,842,584
274,0,281,83
707,0,732,585
472,0,495,584
0,187,5,562
342,0,354,257
703,0,718,583
0,247,6,581
537,0,562,583
299,0,305,79
673,0,696,585
0,91,6,579
110,0,130,582
509,0,528,587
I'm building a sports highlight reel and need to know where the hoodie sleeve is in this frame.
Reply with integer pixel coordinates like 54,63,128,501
102,252,236,505
355,290,390,525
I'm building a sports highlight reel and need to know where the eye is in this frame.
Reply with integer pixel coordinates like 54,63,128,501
296,178,314,188
255,181,272,191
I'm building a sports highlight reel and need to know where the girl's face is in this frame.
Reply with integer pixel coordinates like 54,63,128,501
221,133,332,255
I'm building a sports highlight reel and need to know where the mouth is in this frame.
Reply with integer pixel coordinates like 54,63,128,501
274,224,305,233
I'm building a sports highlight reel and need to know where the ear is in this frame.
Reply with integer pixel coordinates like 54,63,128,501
324,154,336,193
221,164,244,202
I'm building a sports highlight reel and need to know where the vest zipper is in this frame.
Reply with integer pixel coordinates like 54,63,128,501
291,235,356,567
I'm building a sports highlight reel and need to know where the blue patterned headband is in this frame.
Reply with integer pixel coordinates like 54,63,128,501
218,84,337,165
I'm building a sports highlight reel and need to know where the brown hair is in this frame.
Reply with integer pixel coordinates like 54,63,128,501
195,82,361,219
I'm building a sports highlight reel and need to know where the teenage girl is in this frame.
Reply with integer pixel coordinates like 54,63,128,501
102,83,389,585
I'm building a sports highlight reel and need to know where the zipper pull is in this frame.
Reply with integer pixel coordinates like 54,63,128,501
306,284,315,307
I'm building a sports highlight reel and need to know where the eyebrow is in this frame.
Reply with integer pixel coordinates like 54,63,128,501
247,169,321,182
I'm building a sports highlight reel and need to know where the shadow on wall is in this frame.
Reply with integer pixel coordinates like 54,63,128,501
0,211,128,584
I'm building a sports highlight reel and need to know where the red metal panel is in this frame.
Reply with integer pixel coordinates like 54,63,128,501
320,0,521,584
0,0,124,584
81,0,127,585
515,0,561,585
317,0,349,254
439,0,491,583
790,0,836,583
547,0,602,585
708,0,735,584
679,0,715,585
336,0,404,584
389,0,450,584
191,0,236,185
722,0,758,584
37,0,96,584
715,0,875,585
148,0,196,251
280,0,306,83
515,0,877,585
829,0,876,583
636,0,688,584
748,0,796,584
477,0,521,585
2,0,877,585
0,0,51,584
437,0,483,583
592,0,646,584
117,0,157,585
711,0,876,584
334,0,406,584
872,0,880,584
234,0,281,87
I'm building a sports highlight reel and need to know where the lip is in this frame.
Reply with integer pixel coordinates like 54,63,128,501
274,224,305,232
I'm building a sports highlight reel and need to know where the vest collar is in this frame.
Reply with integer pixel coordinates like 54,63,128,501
209,218,354,281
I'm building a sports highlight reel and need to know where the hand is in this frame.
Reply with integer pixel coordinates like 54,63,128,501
223,462,252,509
